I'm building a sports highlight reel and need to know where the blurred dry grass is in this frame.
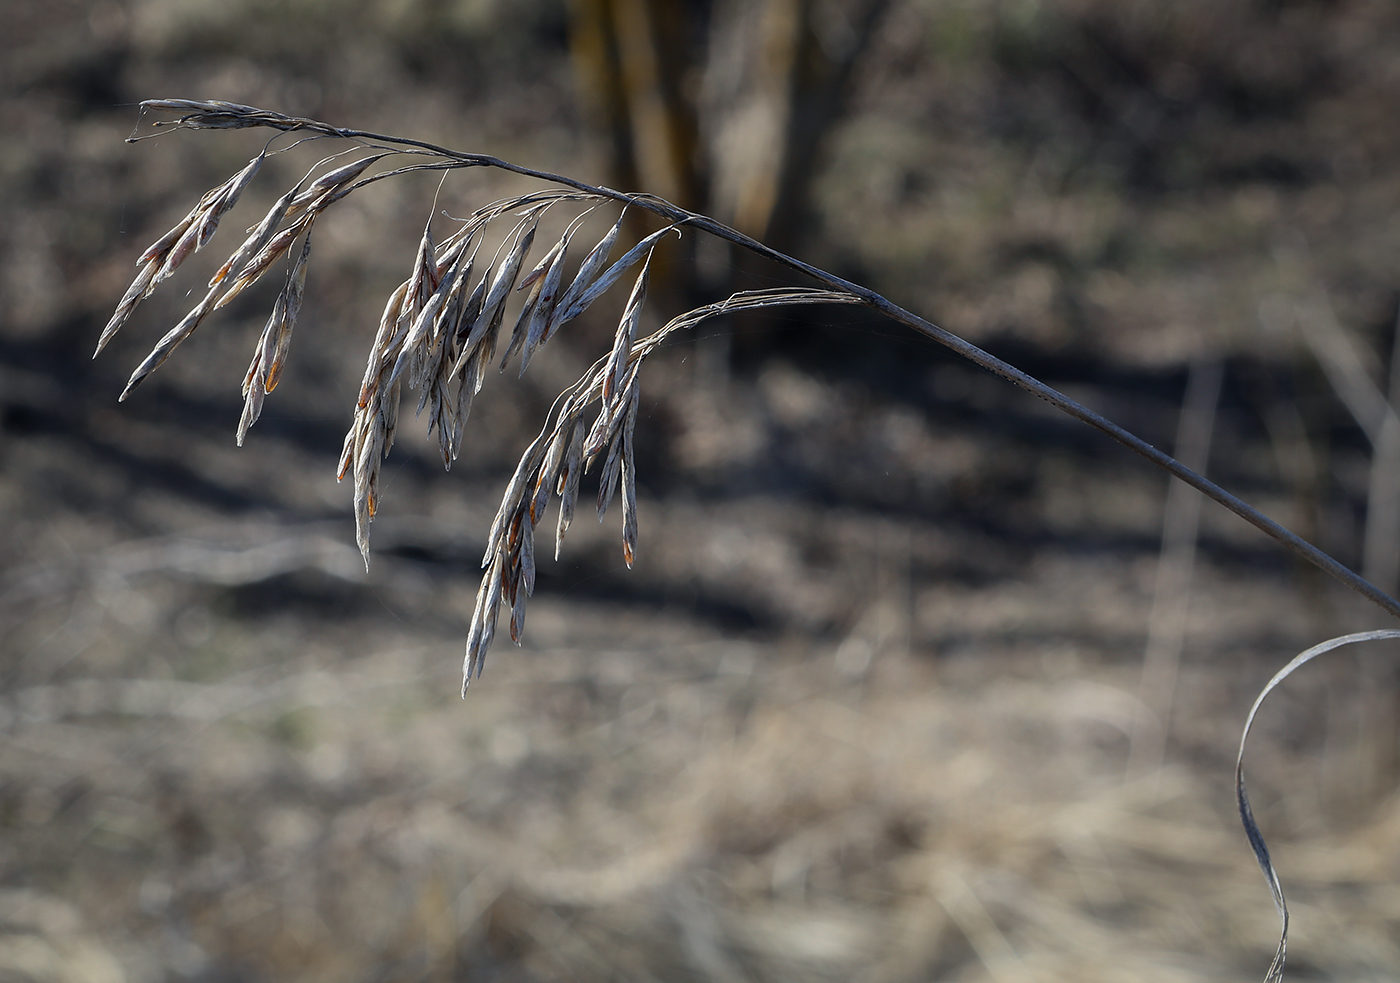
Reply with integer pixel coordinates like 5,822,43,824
8,0,1400,981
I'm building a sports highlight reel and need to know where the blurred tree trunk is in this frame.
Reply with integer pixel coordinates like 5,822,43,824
566,0,890,288
702,0,890,255
567,0,705,214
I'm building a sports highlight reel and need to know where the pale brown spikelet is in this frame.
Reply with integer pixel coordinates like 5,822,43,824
215,221,307,310
150,155,264,288
519,231,572,374
447,275,490,381
341,275,417,564
392,234,472,390
515,230,565,294
499,235,567,371
555,418,586,560
463,550,505,689
282,154,388,222
620,387,640,568
554,223,678,327
135,199,206,268
209,181,300,289
236,349,268,446
264,228,312,393
97,182,237,357
353,425,384,562
95,258,160,356
483,433,550,567
603,252,651,404
231,229,313,445
466,209,543,359
356,280,412,408
532,416,574,524
548,209,625,339
408,217,440,307
213,159,381,314
382,376,402,461
138,98,270,130
510,518,534,644
595,409,625,520
196,151,264,248
336,417,357,483
118,285,223,400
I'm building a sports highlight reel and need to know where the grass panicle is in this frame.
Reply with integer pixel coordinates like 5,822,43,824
101,97,1400,982
103,98,1400,681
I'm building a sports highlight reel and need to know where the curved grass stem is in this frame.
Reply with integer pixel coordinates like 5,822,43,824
133,101,1400,623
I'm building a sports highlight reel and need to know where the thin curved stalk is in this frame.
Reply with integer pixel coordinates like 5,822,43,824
132,101,1400,622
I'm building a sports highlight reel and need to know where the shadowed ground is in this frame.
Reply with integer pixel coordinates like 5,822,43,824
5,2,1400,980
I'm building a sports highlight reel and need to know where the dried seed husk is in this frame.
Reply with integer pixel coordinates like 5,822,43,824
358,280,411,407
196,152,264,249
548,209,625,337
620,388,639,567
448,276,490,379
515,232,565,294
442,246,481,339
236,300,285,445
353,410,387,563
119,283,224,400
466,212,542,356
500,268,547,371
242,298,280,399
149,159,260,285
463,548,504,685
152,219,205,287
519,510,536,600
477,553,506,667
509,586,527,645
453,352,480,433
283,155,388,222
96,258,161,355
582,401,613,463
483,433,549,567
215,221,306,310
382,376,402,459
391,237,470,390
555,223,678,327
236,348,269,446
136,197,208,268
596,427,623,521
336,417,358,482
407,217,439,308
209,181,300,289
531,418,574,524
263,227,312,393
141,99,267,127
520,233,572,375
237,366,266,446
508,586,526,643
603,251,650,404
583,363,640,463
555,418,587,559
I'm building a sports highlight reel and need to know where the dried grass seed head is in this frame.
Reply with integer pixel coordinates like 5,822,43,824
102,105,872,687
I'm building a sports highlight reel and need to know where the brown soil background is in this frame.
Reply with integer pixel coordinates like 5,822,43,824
6,1,1400,980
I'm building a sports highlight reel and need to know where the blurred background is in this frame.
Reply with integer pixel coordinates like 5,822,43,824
6,0,1400,980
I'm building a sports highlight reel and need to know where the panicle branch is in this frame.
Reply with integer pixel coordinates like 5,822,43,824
102,99,1400,699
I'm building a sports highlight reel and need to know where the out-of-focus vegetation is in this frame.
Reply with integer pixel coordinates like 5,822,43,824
7,1,1400,980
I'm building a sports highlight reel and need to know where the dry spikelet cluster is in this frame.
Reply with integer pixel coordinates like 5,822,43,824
99,100,1400,982
100,100,860,690
100,100,1400,675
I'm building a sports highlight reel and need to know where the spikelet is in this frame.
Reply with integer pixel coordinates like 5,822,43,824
96,152,265,356
235,227,313,444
